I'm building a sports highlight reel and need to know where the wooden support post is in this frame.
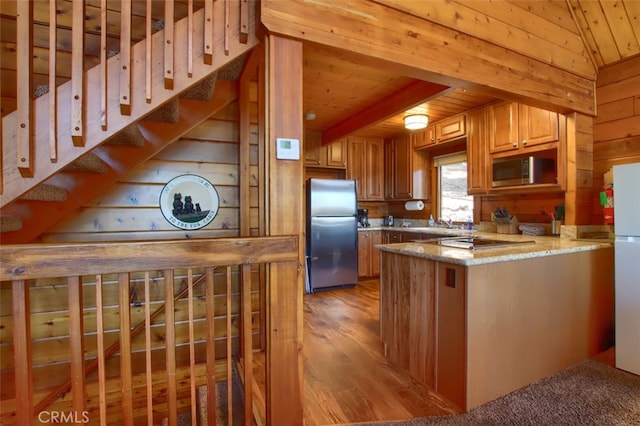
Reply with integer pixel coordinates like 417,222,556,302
12,280,34,426
264,34,304,425
226,266,233,422
204,0,214,64
204,267,218,426
224,0,230,55
164,1,175,90
241,263,254,425
120,0,132,115
240,0,249,44
144,272,154,426
100,0,108,127
187,269,197,423
68,277,86,418
145,0,152,104
119,273,134,425
95,275,108,426
16,0,34,177
164,270,178,426
71,0,85,146
188,0,194,77
49,0,58,161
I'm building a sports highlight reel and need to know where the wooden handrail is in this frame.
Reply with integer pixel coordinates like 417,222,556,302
2,236,298,425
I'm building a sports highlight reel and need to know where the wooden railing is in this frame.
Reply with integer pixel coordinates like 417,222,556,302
0,236,298,425
1,0,256,208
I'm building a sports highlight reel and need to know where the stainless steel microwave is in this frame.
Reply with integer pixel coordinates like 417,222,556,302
492,156,556,187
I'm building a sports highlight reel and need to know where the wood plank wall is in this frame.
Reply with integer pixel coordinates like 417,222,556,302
41,99,258,242
592,55,640,224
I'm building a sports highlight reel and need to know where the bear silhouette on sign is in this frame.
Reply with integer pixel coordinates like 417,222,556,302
172,193,183,215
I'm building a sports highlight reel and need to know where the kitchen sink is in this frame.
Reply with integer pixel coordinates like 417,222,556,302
413,237,536,251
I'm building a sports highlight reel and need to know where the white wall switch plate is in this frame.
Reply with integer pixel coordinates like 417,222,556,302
276,138,300,160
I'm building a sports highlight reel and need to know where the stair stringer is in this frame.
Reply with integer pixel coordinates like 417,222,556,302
0,3,257,209
0,80,238,244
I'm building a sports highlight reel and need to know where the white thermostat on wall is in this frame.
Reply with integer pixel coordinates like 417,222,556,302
276,138,300,160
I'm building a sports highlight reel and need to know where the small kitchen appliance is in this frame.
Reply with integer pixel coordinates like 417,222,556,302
357,208,370,228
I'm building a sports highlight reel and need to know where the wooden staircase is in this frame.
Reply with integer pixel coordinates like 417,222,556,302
0,1,259,244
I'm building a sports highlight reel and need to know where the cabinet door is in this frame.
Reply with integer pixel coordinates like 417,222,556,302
436,114,466,142
347,137,367,200
393,136,413,199
437,263,466,409
413,127,436,149
489,102,519,153
384,139,395,199
519,105,558,148
370,231,381,276
467,108,489,195
304,129,322,166
357,231,371,277
365,138,385,200
326,138,347,168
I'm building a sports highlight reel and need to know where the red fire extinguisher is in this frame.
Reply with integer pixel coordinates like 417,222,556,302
601,184,614,224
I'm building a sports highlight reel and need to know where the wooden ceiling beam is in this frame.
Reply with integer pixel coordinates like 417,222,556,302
260,0,596,116
321,80,450,145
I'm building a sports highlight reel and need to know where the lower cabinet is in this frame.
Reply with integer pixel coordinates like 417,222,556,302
357,230,381,277
380,252,466,407
436,263,466,409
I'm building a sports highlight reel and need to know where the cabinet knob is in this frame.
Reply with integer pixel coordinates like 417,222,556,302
512,142,518,147
522,140,527,145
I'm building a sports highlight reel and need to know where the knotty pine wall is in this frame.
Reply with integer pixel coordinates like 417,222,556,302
592,55,640,225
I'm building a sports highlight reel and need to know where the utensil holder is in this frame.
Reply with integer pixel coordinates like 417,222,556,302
495,215,519,234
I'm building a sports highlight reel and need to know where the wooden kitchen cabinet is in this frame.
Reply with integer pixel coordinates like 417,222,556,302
382,230,402,244
347,137,384,200
489,102,558,154
357,230,381,277
379,252,437,386
466,108,490,195
436,262,467,409
385,135,429,200
305,130,347,168
413,114,466,149
413,126,436,149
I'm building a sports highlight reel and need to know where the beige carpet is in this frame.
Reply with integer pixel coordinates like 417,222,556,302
349,359,640,426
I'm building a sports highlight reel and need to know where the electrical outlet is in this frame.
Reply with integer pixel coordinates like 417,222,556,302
446,267,456,288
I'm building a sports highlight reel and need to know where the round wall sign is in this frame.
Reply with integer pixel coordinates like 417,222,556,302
159,174,220,230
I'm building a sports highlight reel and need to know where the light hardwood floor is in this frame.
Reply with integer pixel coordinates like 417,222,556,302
301,279,460,425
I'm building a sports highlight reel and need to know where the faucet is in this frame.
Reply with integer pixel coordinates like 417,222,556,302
401,220,411,228
436,217,454,228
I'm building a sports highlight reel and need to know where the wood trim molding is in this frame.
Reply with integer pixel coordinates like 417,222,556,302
260,0,595,116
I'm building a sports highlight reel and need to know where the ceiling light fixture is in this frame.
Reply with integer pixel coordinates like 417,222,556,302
305,110,317,121
404,114,429,130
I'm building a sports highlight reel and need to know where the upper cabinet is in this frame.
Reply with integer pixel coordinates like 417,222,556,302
489,102,558,155
347,137,384,201
466,108,490,195
385,135,429,201
414,114,466,150
304,130,347,169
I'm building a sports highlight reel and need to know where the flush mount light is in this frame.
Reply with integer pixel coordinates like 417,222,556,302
305,110,317,121
404,114,429,130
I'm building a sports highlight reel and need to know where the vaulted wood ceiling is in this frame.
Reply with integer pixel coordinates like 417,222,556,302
1,0,639,141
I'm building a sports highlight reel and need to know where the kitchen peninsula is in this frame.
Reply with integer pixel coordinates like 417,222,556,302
375,233,614,411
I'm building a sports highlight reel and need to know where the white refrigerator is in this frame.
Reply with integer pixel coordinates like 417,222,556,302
613,162,640,376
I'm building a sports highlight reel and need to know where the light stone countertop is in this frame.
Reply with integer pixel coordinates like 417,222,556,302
374,230,613,266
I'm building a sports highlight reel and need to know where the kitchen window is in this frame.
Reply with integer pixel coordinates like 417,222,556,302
434,152,473,223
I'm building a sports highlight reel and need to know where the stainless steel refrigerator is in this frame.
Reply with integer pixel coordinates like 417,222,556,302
306,178,358,292
613,162,640,376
